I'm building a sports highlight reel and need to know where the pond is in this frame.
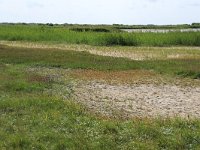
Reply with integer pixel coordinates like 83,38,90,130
121,28,200,33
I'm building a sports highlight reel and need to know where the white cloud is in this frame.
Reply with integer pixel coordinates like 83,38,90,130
146,0,159,2
27,1,44,8
0,0,199,24
189,2,200,7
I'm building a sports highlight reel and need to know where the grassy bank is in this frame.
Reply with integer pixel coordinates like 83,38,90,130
0,25,200,46
1,64,200,149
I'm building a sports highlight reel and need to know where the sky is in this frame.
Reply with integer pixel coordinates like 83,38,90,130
0,0,200,25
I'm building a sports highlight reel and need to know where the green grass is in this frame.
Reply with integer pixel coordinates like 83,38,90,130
0,46,200,79
1,95,200,149
1,65,200,149
0,25,200,46
0,42,200,149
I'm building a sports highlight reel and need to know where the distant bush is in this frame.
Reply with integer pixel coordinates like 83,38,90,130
99,33,138,46
70,27,111,32
191,23,200,28
46,23,54,26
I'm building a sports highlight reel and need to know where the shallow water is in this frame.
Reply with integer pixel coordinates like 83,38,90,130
121,28,200,33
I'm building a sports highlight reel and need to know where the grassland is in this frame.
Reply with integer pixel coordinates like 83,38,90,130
0,44,200,79
1,85,200,149
0,24,200,149
0,25,200,46
0,55,200,149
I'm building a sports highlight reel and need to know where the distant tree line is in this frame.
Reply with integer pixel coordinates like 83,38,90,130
0,22,200,30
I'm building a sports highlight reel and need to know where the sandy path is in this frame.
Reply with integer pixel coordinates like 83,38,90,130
1,41,200,60
0,41,150,60
73,81,200,119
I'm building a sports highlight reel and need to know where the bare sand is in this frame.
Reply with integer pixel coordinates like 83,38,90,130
27,67,200,119
73,81,200,119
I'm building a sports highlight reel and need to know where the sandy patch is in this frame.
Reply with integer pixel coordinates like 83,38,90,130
167,54,200,59
26,67,200,119
1,41,200,60
73,81,200,119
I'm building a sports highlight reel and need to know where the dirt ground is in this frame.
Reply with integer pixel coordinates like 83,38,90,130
73,80,200,119
27,67,200,119
68,70,200,119
75,82,200,118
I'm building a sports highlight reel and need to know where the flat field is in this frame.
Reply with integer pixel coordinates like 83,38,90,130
0,25,200,149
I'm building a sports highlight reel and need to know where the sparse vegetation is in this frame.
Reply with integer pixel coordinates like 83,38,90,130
1,63,200,150
0,45,200,79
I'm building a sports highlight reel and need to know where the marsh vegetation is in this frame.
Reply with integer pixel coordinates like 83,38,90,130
0,25,200,46
0,24,200,149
